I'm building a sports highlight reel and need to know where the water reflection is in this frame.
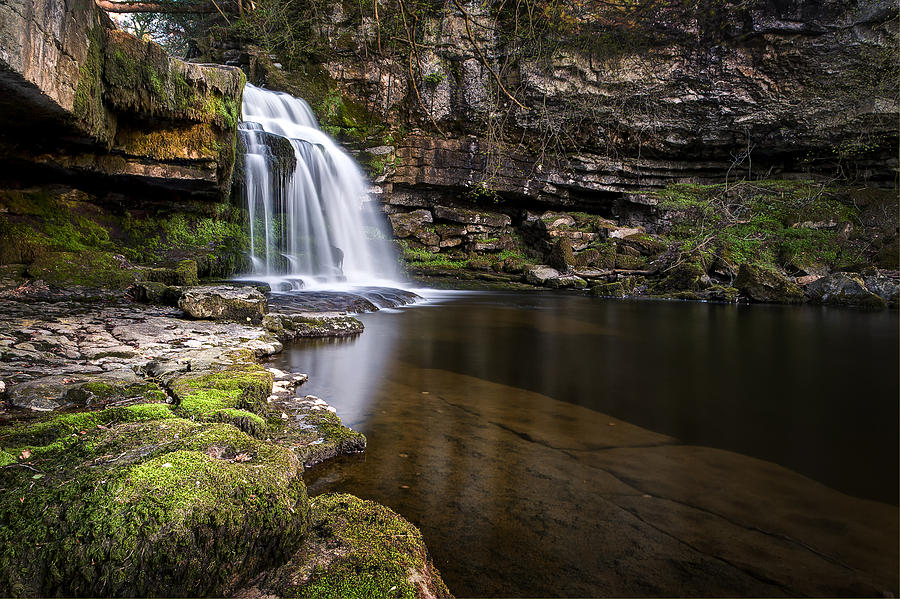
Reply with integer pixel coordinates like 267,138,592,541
272,292,899,597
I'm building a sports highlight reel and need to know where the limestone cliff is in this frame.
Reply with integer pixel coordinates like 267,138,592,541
238,0,897,209
0,0,245,198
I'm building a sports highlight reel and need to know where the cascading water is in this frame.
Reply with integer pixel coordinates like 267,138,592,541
238,83,401,290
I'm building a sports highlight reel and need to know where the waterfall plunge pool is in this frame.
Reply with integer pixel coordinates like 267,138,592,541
271,290,899,597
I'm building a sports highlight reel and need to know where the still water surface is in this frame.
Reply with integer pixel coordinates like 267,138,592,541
272,292,899,597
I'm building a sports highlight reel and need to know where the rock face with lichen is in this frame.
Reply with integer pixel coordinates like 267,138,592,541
0,0,245,198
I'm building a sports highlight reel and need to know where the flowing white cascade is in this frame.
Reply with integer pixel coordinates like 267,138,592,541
239,83,401,290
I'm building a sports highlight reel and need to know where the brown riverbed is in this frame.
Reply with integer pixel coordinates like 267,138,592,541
273,291,899,597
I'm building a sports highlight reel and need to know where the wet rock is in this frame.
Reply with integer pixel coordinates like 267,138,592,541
264,312,364,341
734,263,804,304
179,286,268,324
862,272,900,307
806,272,887,309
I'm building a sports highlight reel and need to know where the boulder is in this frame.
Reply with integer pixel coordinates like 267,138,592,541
547,274,588,289
590,282,626,297
658,262,709,292
806,273,887,309
575,248,600,267
263,312,364,341
734,263,804,304
179,286,268,323
524,265,561,285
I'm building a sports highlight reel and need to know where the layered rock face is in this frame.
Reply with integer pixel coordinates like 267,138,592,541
296,0,897,208
0,0,245,198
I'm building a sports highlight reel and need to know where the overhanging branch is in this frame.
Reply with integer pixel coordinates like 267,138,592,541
95,0,218,13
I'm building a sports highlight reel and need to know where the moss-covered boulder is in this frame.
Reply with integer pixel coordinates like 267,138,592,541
237,494,451,599
658,262,708,292
734,263,805,304
0,413,308,597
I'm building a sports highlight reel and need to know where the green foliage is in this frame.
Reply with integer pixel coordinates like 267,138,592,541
657,179,861,273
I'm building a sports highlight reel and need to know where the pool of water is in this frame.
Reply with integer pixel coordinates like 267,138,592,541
271,291,899,597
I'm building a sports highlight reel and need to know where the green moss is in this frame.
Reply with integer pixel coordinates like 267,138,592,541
170,364,274,420
26,251,136,289
282,494,449,599
0,419,307,596
212,408,268,437
0,451,15,467
590,282,625,298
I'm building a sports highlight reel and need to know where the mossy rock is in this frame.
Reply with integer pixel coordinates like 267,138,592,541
272,407,366,470
147,259,199,286
620,233,666,256
575,248,600,268
548,237,575,272
614,253,647,270
734,263,804,304
169,363,274,420
658,262,708,292
245,493,450,599
0,414,307,597
590,281,626,298
26,251,136,289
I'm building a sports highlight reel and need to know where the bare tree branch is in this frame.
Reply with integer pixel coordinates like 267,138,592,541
95,0,217,14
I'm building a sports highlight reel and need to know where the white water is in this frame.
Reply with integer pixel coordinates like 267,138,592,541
238,83,402,291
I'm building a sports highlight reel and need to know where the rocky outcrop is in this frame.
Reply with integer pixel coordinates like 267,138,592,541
0,0,244,197
805,271,898,308
734,263,805,304
248,0,898,211
179,285,268,323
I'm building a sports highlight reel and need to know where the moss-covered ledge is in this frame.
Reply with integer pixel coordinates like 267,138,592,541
0,297,447,596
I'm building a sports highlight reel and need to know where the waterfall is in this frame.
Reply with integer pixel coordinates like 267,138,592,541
238,83,401,290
